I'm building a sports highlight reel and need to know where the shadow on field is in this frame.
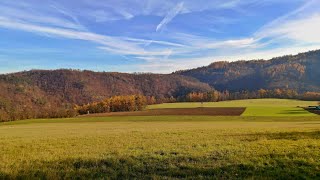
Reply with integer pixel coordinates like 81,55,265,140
243,131,320,142
305,108,320,115
264,131,319,140
1,154,319,179
278,109,311,115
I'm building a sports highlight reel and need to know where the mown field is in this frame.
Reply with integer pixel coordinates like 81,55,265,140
1,99,320,179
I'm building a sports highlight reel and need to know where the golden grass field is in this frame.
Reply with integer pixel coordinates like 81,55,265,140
1,99,320,179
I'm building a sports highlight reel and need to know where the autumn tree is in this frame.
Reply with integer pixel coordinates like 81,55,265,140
76,95,148,115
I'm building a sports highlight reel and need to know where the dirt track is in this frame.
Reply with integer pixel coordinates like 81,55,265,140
82,107,246,117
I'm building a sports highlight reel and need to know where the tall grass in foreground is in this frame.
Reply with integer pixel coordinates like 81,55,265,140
0,116,320,179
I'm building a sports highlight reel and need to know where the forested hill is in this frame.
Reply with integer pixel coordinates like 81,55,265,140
0,70,213,120
176,50,320,92
0,69,210,106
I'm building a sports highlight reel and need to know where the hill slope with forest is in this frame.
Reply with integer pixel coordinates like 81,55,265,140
176,50,320,92
0,70,211,120
1,49,320,121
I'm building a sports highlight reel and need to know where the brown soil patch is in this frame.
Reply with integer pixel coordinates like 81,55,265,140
82,107,246,117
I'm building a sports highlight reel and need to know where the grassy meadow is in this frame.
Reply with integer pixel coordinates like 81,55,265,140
1,99,320,179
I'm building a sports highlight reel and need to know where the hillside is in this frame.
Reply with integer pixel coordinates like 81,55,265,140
176,50,320,92
0,70,211,121
1,50,320,121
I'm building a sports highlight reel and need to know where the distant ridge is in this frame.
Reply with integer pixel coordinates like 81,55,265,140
176,50,320,92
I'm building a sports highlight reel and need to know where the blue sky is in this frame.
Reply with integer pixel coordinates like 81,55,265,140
0,0,320,74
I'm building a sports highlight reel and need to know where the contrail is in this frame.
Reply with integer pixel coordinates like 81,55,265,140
156,2,184,32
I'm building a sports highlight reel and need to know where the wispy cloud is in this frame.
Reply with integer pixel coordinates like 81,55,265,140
0,18,182,57
156,2,184,32
89,9,134,22
130,44,320,74
123,38,186,48
49,2,87,31
128,0,320,73
254,0,320,45
0,1,186,59
1,0,320,73
0,3,83,30
259,14,320,44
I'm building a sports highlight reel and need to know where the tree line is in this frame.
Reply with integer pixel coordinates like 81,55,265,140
75,95,149,115
0,105,77,122
179,89,320,102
